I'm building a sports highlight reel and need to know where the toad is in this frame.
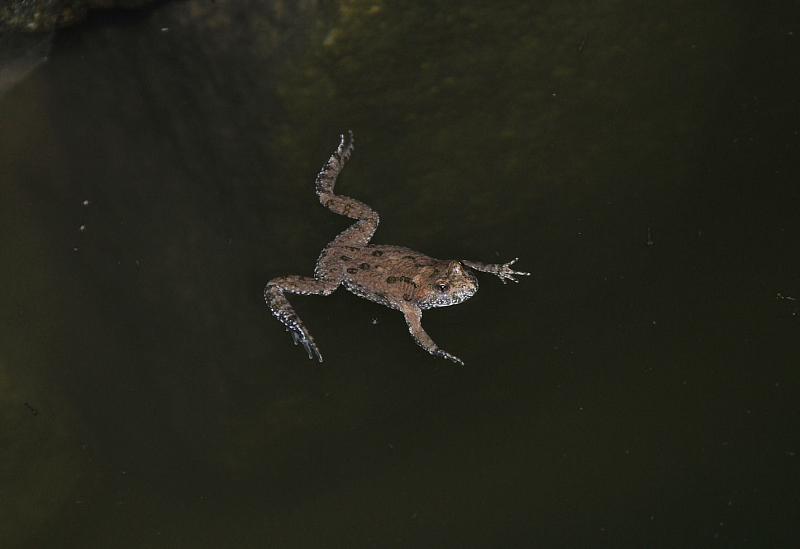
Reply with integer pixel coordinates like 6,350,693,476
264,132,529,365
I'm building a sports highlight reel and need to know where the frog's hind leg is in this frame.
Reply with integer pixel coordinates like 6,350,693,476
264,273,342,363
315,131,380,247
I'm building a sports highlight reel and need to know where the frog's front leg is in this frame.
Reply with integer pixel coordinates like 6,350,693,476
461,257,530,284
400,304,464,366
264,275,341,363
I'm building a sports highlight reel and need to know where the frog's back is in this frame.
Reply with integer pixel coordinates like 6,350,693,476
325,244,440,309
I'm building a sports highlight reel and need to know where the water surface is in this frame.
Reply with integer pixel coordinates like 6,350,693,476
1,1,799,547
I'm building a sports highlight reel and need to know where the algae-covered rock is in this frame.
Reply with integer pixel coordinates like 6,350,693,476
0,0,161,31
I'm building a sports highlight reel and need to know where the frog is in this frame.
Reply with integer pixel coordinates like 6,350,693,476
264,132,530,365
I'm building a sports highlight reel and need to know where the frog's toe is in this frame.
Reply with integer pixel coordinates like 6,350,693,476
434,348,464,366
302,338,323,363
289,329,323,362
498,258,531,283
497,271,517,284
447,354,465,366
504,271,530,283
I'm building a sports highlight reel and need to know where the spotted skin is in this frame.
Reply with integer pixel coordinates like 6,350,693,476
264,132,530,365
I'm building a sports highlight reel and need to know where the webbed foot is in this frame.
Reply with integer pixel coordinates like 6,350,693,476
290,327,323,363
265,279,331,364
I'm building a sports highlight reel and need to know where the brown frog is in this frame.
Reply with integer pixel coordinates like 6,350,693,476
264,132,529,365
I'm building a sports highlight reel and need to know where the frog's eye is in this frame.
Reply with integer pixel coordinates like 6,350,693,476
436,282,450,292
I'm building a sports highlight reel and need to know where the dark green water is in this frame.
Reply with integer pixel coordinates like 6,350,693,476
2,1,799,547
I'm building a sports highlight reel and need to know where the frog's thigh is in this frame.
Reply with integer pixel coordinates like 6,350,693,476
314,247,351,279
328,215,380,248
270,275,339,296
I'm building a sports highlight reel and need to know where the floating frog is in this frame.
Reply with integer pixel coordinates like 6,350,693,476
264,132,529,365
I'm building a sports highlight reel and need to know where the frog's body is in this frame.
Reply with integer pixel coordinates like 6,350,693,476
264,132,529,365
324,244,479,311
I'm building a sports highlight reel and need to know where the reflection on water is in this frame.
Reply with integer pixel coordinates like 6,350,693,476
1,1,799,547
0,31,51,95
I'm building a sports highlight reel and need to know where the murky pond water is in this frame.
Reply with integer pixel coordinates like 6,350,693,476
2,1,798,547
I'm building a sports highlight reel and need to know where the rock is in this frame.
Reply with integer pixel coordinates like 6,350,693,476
0,0,162,32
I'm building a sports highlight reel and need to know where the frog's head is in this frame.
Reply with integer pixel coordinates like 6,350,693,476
421,260,479,309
